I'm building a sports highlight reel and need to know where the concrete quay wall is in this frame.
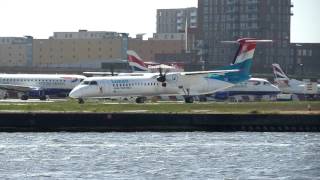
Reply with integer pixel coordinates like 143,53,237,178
0,112,319,132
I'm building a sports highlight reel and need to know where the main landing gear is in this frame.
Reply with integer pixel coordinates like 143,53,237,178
21,95,29,100
135,97,146,103
78,98,85,104
184,96,194,103
39,95,47,101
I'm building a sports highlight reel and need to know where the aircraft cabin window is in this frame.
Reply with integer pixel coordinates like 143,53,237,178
82,81,90,85
90,81,98,85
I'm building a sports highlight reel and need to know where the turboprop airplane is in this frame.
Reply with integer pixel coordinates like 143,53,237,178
0,74,86,100
272,63,320,96
69,38,271,103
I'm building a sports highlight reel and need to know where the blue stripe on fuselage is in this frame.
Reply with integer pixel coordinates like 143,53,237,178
212,91,279,100
28,88,71,97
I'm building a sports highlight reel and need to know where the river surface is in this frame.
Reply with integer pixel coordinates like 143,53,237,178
0,132,319,179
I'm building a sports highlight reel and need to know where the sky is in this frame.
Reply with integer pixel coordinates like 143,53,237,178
0,0,319,43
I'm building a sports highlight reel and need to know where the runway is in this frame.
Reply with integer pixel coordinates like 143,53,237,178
0,98,68,103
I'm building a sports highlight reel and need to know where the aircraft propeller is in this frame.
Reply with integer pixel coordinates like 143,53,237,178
156,67,167,87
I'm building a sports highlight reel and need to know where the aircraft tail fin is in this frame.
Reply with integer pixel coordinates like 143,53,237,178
127,50,149,72
272,63,289,80
218,38,272,83
272,63,290,87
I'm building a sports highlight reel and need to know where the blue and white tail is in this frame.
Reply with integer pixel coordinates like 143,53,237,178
272,63,290,87
272,63,289,80
127,50,149,72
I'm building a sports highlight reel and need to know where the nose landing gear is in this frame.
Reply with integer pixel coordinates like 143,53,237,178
135,97,146,103
184,96,194,103
78,98,85,104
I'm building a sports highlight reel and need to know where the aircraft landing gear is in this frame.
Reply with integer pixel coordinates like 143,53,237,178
184,96,194,103
199,96,207,102
78,98,85,104
39,95,47,101
135,97,146,103
21,95,29,100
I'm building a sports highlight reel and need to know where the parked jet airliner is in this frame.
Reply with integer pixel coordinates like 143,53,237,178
0,74,86,100
69,38,271,103
211,78,280,101
272,63,320,96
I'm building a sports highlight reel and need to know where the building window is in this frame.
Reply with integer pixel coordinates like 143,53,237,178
298,49,302,56
302,49,307,56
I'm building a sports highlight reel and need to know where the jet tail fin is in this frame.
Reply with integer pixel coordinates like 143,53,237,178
272,63,290,87
127,50,149,72
272,63,289,80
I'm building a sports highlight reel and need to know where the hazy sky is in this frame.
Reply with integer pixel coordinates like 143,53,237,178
0,0,319,43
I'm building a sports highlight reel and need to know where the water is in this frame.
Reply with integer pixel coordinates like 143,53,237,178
0,132,319,179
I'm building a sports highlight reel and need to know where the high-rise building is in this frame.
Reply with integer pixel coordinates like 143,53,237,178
291,43,320,76
198,0,293,73
157,7,197,33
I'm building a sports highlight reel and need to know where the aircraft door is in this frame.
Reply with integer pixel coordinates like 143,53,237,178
100,81,111,96
169,74,179,92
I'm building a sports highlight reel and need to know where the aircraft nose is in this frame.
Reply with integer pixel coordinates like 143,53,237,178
69,87,82,98
272,84,281,93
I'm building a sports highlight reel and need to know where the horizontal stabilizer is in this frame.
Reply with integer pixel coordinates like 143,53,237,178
222,39,273,44
181,69,239,76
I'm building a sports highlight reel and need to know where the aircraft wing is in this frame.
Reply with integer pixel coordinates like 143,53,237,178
180,69,239,76
83,72,119,76
0,84,40,92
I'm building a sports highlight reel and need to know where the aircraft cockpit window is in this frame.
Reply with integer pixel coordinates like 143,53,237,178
249,80,261,85
254,81,261,85
264,81,270,85
90,81,98,85
82,81,90,85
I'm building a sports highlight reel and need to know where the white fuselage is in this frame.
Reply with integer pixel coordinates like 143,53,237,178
69,73,234,99
224,78,280,93
275,78,320,95
0,74,86,97
212,78,280,99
